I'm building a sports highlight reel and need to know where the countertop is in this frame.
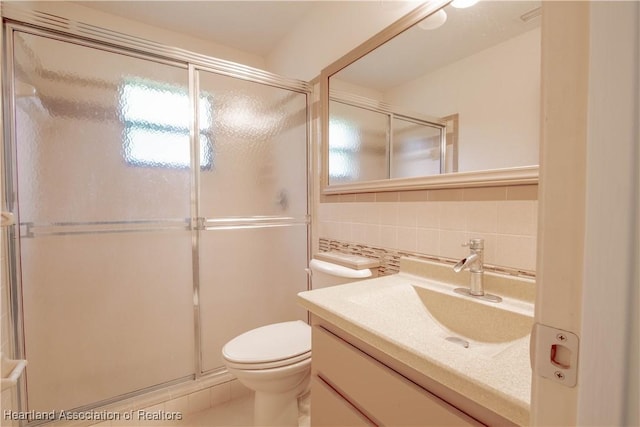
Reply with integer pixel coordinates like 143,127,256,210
298,257,534,426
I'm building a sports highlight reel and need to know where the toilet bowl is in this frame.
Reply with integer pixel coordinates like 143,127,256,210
221,253,379,426
222,321,311,427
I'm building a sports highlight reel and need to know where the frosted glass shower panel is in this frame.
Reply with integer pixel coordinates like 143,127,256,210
328,101,389,184
391,117,442,178
197,70,308,218
20,232,195,412
12,32,191,224
195,69,309,373
11,31,195,412
198,225,309,372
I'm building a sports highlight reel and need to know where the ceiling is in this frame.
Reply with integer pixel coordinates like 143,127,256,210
74,0,541,90
74,1,316,57
335,1,541,91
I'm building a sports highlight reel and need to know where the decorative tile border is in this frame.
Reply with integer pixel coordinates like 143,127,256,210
318,237,536,279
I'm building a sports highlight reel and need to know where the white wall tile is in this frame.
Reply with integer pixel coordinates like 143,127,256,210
415,202,439,228
318,221,330,240
466,201,498,234
325,221,341,240
397,227,417,252
363,224,381,247
498,201,536,236
362,202,380,225
378,203,398,226
164,395,189,415
351,203,368,224
137,403,166,426
351,223,367,243
342,203,358,223
187,389,211,414
496,235,537,271
397,202,418,227
320,199,537,272
439,230,468,259
210,382,231,406
339,222,352,242
416,228,439,256
474,233,498,266
439,202,467,231
317,203,330,221
330,203,344,221
380,226,398,249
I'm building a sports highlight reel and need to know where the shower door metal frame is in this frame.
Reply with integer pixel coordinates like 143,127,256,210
189,62,312,377
1,3,312,415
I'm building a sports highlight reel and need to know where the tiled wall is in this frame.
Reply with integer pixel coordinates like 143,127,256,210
318,185,538,273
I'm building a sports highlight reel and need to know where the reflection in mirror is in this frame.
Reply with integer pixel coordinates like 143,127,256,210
328,93,447,184
326,0,541,188
391,116,442,179
329,99,388,183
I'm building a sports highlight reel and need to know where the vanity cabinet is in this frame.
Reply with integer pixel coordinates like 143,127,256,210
310,325,484,427
311,376,373,426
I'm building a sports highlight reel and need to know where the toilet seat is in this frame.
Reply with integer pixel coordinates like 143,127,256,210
223,351,311,370
222,320,311,370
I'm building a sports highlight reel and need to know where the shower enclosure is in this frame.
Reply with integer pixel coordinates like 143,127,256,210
2,12,309,415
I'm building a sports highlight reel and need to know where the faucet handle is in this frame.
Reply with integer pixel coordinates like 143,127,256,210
462,238,484,250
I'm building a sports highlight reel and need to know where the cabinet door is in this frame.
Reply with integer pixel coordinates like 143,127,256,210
312,326,484,426
311,377,374,427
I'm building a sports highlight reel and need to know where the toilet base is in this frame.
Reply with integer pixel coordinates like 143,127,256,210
250,369,310,426
254,388,302,427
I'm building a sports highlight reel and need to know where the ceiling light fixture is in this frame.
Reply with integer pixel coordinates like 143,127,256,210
418,9,448,30
451,0,479,9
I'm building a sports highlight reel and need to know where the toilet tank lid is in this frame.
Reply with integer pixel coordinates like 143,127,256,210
309,259,373,279
222,321,311,364
314,251,380,270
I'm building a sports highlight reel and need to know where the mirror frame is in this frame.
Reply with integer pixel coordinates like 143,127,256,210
320,0,539,194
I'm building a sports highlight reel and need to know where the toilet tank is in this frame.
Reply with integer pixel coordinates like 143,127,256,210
309,252,379,289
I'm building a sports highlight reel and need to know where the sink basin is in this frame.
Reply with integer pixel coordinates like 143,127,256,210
345,281,533,350
411,285,533,343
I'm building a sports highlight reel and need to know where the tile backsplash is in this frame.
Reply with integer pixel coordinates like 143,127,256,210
318,188,537,273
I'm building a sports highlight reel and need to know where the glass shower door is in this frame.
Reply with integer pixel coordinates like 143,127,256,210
11,31,195,411
195,69,309,373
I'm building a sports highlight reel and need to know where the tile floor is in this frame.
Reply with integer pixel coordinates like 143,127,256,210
177,392,310,427
177,395,253,426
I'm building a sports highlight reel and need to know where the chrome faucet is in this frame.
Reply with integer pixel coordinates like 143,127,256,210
453,238,502,303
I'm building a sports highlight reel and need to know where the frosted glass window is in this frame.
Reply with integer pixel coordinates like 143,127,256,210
328,117,358,181
120,79,213,169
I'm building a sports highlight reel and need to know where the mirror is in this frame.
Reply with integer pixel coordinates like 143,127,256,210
321,0,541,193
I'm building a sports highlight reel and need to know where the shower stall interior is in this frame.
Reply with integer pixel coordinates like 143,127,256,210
2,14,310,415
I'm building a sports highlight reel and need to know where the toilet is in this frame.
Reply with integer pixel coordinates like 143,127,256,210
221,253,379,426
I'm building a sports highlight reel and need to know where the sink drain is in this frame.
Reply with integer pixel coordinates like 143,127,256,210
445,336,470,348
